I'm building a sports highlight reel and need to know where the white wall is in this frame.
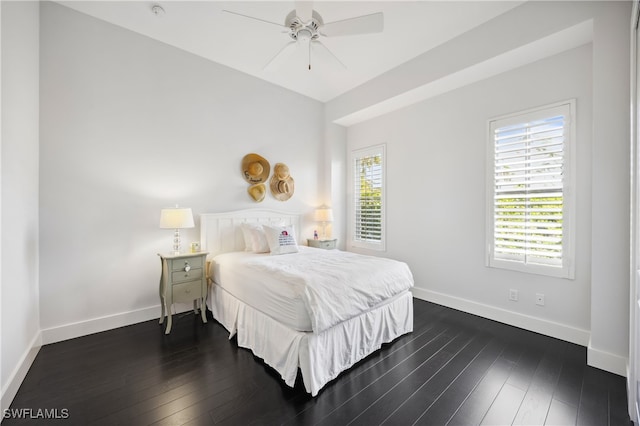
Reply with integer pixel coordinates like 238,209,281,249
327,1,631,376
0,0,41,412
39,2,324,342
349,44,592,339
589,1,633,375
323,122,347,247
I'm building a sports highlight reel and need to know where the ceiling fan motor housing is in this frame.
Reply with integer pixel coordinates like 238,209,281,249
286,10,323,41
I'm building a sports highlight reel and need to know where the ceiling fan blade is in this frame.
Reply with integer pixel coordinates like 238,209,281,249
322,12,383,37
222,9,286,29
312,40,347,69
295,1,314,22
263,41,298,71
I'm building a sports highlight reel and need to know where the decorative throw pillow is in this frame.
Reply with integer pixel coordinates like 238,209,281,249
263,224,299,255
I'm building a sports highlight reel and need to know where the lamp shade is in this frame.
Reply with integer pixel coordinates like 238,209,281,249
314,207,334,223
159,207,194,229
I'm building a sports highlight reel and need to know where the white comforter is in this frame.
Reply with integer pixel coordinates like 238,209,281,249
243,248,414,333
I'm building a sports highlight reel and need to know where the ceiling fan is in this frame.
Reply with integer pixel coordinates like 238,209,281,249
223,1,383,71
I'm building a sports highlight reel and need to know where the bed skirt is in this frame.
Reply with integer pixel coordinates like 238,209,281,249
208,283,414,396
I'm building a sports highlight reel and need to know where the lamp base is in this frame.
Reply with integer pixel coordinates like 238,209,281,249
172,228,182,254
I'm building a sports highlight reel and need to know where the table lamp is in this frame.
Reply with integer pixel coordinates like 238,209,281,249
314,206,334,240
159,206,194,254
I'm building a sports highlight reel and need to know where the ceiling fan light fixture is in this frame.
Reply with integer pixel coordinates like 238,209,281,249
297,29,312,42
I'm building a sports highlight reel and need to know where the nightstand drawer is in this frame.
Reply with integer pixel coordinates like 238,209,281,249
171,268,203,283
307,239,337,250
172,280,202,303
170,257,203,271
317,240,335,249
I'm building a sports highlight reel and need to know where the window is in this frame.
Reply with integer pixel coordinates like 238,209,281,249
486,100,575,278
350,144,385,251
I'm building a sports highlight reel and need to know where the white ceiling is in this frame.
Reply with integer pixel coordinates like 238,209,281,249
57,1,524,102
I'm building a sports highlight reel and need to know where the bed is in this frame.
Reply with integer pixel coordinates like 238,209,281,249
200,209,414,396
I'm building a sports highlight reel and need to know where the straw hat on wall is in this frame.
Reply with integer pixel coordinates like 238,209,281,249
270,163,294,201
241,153,270,184
247,183,266,202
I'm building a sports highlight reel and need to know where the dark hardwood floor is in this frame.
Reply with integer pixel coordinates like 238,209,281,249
4,299,631,425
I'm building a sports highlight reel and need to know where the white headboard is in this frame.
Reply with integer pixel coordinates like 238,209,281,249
200,209,302,257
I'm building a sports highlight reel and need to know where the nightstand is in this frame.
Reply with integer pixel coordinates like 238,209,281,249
307,239,337,250
158,251,209,334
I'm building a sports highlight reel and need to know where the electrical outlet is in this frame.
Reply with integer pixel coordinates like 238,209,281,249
509,289,518,301
536,293,545,306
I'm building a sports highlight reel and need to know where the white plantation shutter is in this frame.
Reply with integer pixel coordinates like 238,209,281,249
351,145,385,250
487,101,575,278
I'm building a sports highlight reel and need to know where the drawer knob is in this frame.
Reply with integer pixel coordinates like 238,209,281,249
184,262,191,272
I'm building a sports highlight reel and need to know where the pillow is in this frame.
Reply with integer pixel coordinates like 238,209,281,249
249,226,270,253
263,224,299,255
240,223,257,252
240,223,270,253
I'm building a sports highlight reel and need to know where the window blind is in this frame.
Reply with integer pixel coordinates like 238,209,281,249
353,149,383,244
492,113,566,267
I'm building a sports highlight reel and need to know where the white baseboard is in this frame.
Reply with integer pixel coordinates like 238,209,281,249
2,304,196,414
411,287,591,346
41,305,162,345
1,331,42,413
588,340,628,377
413,287,629,376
